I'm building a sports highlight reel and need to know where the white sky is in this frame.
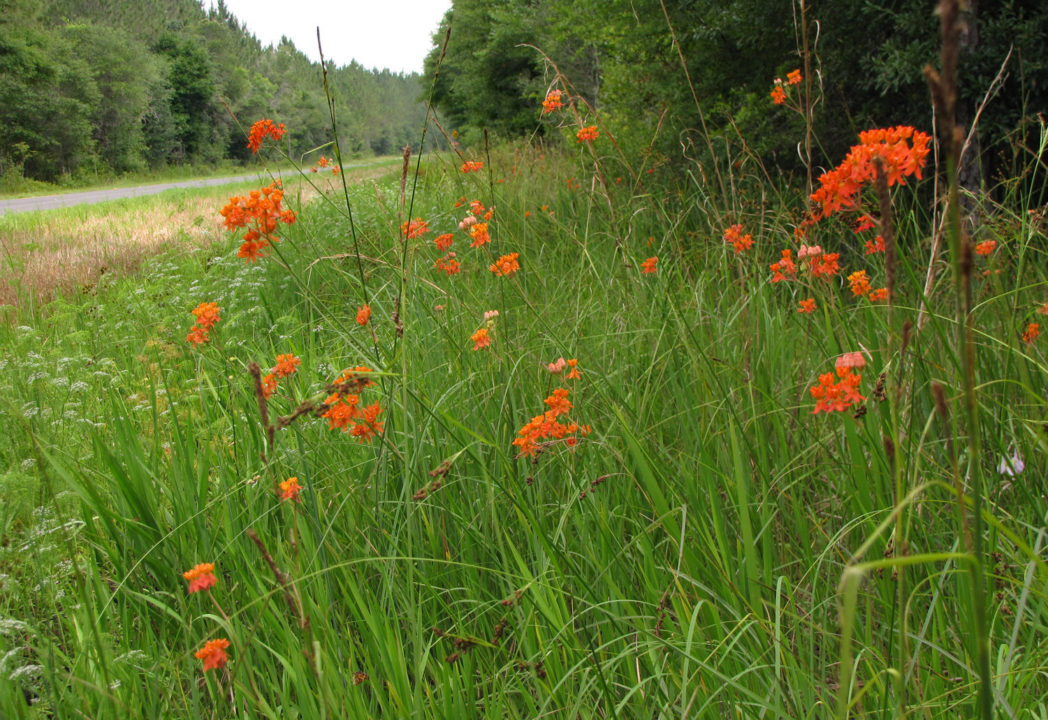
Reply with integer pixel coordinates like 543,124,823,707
208,0,452,74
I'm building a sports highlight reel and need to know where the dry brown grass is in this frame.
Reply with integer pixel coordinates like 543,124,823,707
0,167,390,310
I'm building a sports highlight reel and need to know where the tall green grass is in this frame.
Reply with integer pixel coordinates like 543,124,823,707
1,74,1047,720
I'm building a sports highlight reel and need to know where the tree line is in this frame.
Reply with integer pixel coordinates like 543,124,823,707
0,0,430,182
424,0,1048,192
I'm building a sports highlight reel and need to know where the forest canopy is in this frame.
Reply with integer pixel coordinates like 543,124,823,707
0,0,429,182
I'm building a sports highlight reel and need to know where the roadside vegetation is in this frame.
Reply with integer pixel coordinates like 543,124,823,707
1,1,1046,718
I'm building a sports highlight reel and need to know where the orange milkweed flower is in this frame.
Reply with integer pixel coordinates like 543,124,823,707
769,249,797,282
471,327,491,350
576,125,599,142
469,222,491,247
261,372,278,399
489,252,520,277
279,477,302,502
1024,322,1040,343
317,156,329,168
542,89,564,114
512,387,589,458
191,302,221,329
220,181,295,263
434,233,454,251
787,69,802,86
723,224,754,253
349,403,384,441
434,253,460,276
810,365,865,414
641,256,658,274
974,240,996,256
183,563,217,594
195,638,231,672
461,160,483,173
247,119,285,153
770,84,787,105
566,358,581,380
847,270,872,297
810,253,841,279
401,218,429,239
186,325,211,346
1038,301,1048,316
356,304,372,326
798,298,817,314
865,236,886,254
274,353,300,378
868,288,889,302
808,126,931,222
854,215,876,233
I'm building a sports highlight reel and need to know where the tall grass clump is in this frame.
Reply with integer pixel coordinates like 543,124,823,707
1,3,1046,718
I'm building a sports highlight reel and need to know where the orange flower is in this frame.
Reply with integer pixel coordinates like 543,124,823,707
489,252,520,277
183,563,217,594
864,236,886,254
279,477,302,502
810,253,841,279
461,160,483,173
186,325,211,346
317,156,330,168
847,270,871,297
810,365,865,414
1024,322,1041,343
261,372,278,399
434,233,454,251
274,353,300,378
974,240,996,256
566,358,581,380
471,327,491,350
512,387,589,458
787,69,802,86
247,118,285,153
469,222,491,247
641,256,658,274
191,302,221,329
220,181,296,263
868,288,889,302
321,368,383,442
770,84,787,105
356,304,372,326
1038,301,1048,316
195,638,231,672
808,126,931,222
576,125,599,142
401,218,429,238
542,89,564,114
769,249,797,282
723,224,754,253
349,403,384,441
798,298,817,314
434,253,460,276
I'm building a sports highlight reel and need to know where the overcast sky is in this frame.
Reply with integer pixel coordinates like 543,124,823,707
208,0,452,74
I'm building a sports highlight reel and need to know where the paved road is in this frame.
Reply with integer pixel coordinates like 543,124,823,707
0,164,375,215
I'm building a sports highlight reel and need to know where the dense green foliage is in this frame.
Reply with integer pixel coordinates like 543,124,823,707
425,0,1048,188
0,0,429,182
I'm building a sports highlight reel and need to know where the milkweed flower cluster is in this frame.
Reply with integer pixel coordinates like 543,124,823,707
279,476,302,502
974,240,996,256
434,233,454,251
320,367,384,442
469,222,491,247
576,126,599,143
402,218,430,239
641,257,658,274
220,182,297,262
769,70,801,105
490,252,520,277
808,126,931,222
542,89,564,114
183,563,217,594
810,358,865,414
186,302,220,345
260,352,300,399
247,118,285,153
769,250,796,282
724,224,754,253
865,236,886,254
461,160,483,173
356,305,371,326
798,298,817,314
471,327,491,350
1024,323,1041,343
195,638,231,672
434,252,460,276
513,385,591,458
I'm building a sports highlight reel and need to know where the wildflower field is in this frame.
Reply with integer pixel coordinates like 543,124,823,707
2,4,1048,719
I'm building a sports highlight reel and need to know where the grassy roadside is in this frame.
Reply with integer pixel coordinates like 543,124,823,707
0,158,402,312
